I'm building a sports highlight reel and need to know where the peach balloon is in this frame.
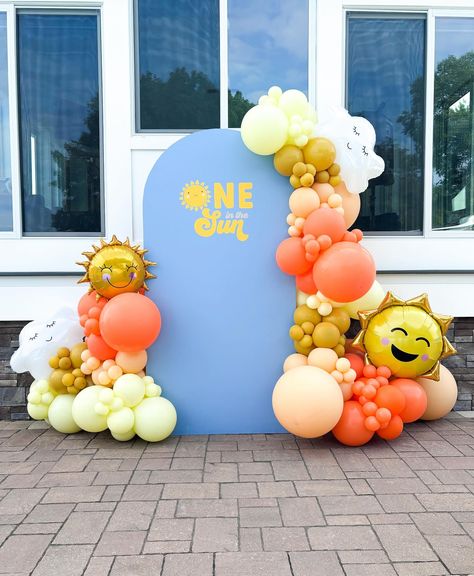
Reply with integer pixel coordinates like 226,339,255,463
283,353,308,373
418,365,458,420
272,366,343,438
312,182,334,203
334,182,361,228
116,350,148,373
289,187,320,218
307,347,338,373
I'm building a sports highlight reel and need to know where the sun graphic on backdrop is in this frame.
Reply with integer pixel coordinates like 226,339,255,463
77,235,156,299
353,292,456,381
180,181,211,211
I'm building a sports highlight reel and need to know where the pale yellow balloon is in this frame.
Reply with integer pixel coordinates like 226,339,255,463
113,374,145,408
28,402,49,421
278,89,309,118
272,366,344,438
72,385,108,432
111,429,136,442
307,348,339,373
241,105,289,155
283,353,308,372
134,397,177,442
343,281,386,320
48,394,81,434
418,365,458,420
107,407,135,435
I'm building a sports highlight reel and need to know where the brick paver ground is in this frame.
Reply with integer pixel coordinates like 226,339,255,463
0,414,474,575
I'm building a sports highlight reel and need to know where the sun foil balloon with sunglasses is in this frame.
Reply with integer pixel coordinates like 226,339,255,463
77,235,156,299
352,292,456,380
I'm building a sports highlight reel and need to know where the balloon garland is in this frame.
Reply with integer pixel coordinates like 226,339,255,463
12,236,176,442
240,86,458,445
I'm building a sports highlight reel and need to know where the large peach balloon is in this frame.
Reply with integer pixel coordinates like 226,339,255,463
390,378,427,423
313,242,376,303
289,187,320,218
418,365,458,420
332,401,374,446
312,182,334,203
283,353,308,372
334,182,361,228
272,366,343,438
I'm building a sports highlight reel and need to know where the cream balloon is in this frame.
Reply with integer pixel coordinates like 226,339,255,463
279,89,310,118
272,366,344,438
28,402,49,421
111,429,136,442
107,407,135,435
48,394,81,434
134,397,177,442
72,385,108,432
241,105,289,155
296,290,310,307
113,374,145,408
418,365,458,420
283,353,308,372
343,281,386,320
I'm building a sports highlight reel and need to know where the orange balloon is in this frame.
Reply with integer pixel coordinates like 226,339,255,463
100,293,161,353
87,333,117,361
296,268,317,294
345,353,364,379
289,187,320,218
390,378,428,423
334,182,361,228
377,415,403,440
303,208,346,244
78,290,107,316
313,242,375,303
276,237,313,276
272,366,343,438
374,385,406,415
332,401,374,446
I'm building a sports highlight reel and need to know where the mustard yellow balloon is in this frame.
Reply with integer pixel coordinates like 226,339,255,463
418,365,458,420
363,305,444,378
274,145,304,176
272,366,343,438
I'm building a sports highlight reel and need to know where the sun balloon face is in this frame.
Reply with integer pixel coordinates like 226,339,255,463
78,236,156,299
180,181,210,211
353,293,456,380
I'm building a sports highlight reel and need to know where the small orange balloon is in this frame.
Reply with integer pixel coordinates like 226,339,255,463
374,385,406,416
78,291,107,316
390,378,427,423
377,415,403,440
276,237,313,276
303,208,346,244
332,401,374,446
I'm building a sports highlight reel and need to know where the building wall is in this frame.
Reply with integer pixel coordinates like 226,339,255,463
1,318,473,420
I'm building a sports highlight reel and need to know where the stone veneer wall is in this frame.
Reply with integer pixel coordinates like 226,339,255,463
0,319,473,420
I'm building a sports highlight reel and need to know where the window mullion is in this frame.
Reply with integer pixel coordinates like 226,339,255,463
423,9,435,238
219,0,228,129
308,0,317,108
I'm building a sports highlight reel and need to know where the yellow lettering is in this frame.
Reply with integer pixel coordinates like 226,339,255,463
235,220,248,242
214,183,234,209
194,208,220,237
238,182,253,209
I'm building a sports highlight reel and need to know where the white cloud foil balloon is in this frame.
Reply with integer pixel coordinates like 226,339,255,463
10,307,84,380
315,107,385,194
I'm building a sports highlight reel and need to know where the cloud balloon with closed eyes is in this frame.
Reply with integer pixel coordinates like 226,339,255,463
315,107,385,194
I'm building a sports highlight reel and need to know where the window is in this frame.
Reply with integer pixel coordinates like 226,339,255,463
227,0,309,128
18,12,102,235
0,12,12,232
346,14,426,235
432,17,474,232
135,0,220,131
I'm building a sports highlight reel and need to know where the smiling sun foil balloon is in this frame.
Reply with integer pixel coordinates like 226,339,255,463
352,292,456,380
77,236,156,299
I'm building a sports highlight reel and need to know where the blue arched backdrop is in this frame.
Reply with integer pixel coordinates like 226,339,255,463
143,129,294,434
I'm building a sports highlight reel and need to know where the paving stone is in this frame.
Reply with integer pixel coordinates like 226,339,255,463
318,495,383,515
94,530,146,556
215,552,292,576
14,522,61,534
308,526,380,550
176,498,238,517
38,472,97,487
192,517,238,552
0,534,53,573
393,561,448,575
170,457,203,470
32,543,93,576
75,502,115,512
155,500,177,518
295,480,353,496
203,463,238,482
416,492,474,511
54,511,111,544
221,482,258,498
271,461,309,481
262,527,309,551
436,456,474,469
240,527,262,551
93,471,133,485
279,497,324,526
372,459,415,478
377,494,424,513
102,485,125,501
162,482,219,499
149,469,202,484
162,552,213,576
51,455,92,473
0,524,13,545
240,506,283,528
239,498,277,508
253,450,302,462
289,551,344,576
426,534,474,574
338,550,389,563
432,469,474,484
349,479,373,495
122,484,163,501
43,486,105,503
373,525,436,562
148,518,194,541
221,450,253,462
367,478,429,494
25,503,74,524
110,554,163,576
333,450,374,472
238,463,272,476
342,565,396,576
83,556,114,576
143,540,191,553
258,481,296,498
305,464,346,480
326,515,369,525
411,512,466,535
107,501,156,531
0,488,46,515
